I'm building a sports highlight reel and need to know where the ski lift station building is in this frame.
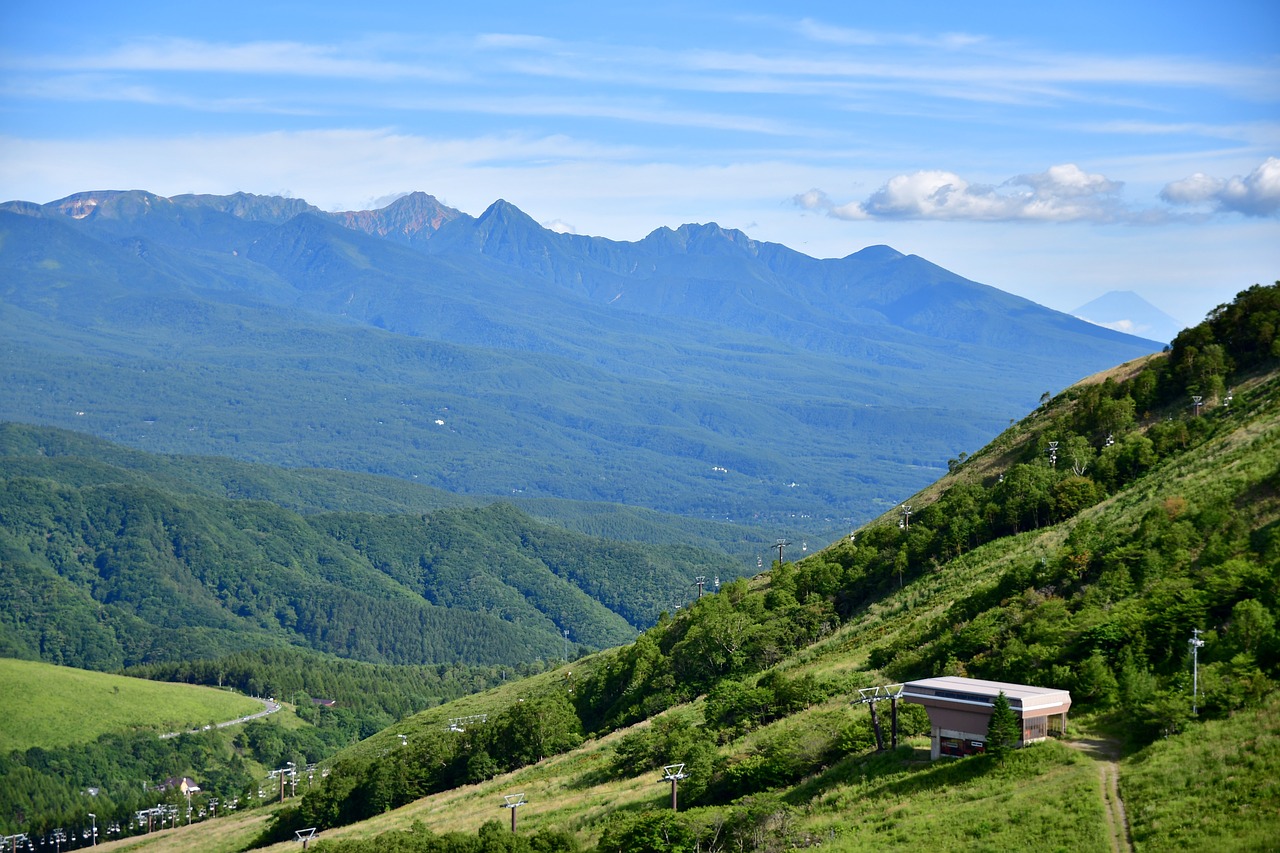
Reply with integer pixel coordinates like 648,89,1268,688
902,676,1072,760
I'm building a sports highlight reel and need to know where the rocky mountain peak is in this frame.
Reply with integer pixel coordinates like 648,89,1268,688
330,192,463,242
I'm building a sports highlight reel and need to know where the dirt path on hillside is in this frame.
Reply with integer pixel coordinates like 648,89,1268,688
1068,737,1132,853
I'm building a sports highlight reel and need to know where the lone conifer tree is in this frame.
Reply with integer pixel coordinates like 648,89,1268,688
986,691,1020,763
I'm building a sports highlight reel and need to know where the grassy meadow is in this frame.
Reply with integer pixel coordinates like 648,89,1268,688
1122,695,1280,852
0,657,266,751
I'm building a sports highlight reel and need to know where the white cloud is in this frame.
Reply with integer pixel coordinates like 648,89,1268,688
792,188,833,211
1160,157,1280,217
474,33,558,50
367,191,411,209
798,164,1127,223
1075,316,1153,337
1013,163,1122,197
1099,319,1138,334
793,17,987,50
17,37,459,82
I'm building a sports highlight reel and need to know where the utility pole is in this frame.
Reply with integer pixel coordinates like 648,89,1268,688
899,505,912,530
694,576,707,598
1189,629,1204,714
775,539,790,565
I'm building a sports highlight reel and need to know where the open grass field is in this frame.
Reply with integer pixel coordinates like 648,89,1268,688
0,657,267,751
1121,695,1280,852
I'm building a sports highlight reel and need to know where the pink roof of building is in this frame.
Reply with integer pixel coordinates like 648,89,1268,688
903,676,1071,716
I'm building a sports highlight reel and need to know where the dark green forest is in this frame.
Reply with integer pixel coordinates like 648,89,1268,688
0,457,752,672
1,722,304,840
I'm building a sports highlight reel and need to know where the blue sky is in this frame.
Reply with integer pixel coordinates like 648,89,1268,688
2,1,1277,328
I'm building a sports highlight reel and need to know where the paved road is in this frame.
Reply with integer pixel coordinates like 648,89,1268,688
159,697,281,739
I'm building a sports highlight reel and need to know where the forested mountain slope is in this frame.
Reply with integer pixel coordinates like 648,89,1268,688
1,190,1160,538
0,437,745,670
0,422,780,559
233,282,1276,852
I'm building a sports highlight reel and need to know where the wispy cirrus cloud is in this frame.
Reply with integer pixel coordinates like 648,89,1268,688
390,93,800,135
792,17,988,51
14,22,1273,113
7,36,461,82
0,73,319,115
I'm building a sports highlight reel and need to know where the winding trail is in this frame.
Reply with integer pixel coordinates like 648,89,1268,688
1068,737,1132,853
159,696,281,739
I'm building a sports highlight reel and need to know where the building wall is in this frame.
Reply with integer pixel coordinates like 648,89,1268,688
932,727,987,759
919,705,1062,758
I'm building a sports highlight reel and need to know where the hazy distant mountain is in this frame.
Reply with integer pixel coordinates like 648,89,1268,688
0,190,1164,540
1072,290,1182,345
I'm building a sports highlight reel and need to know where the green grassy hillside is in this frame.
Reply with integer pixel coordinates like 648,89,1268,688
0,658,264,751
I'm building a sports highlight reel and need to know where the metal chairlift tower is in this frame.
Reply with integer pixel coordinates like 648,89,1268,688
851,684,905,751
501,793,527,832
661,763,687,811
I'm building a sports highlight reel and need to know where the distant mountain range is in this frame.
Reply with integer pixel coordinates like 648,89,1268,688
1072,290,1183,345
0,190,1162,540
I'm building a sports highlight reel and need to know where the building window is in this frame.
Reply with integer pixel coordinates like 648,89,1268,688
940,736,985,757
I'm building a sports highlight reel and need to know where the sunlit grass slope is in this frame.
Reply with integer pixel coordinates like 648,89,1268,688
0,657,265,751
